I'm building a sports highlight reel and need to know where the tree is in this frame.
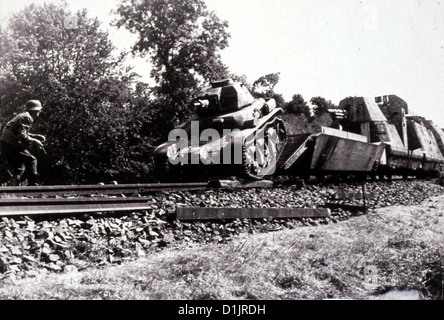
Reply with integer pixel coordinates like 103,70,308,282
229,73,253,92
252,73,280,96
251,72,285,106
252,72,281,103
310,96,336,117
114,0,230,131
285,94,311,117
1,3,128,118
0,3,152,184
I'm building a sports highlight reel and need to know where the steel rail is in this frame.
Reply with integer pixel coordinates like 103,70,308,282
0,182,209,197
0,196,333,219
0,179,280,197
0,196,154,216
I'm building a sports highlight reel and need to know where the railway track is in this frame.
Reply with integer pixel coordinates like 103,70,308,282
0,182,209,197
0,177,432,217
0,197,155,216
0,182,206,216
0,182,207,216
0,180,275,216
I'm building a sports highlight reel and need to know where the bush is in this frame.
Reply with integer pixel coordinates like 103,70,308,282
281,112,334,136
0,3,158,184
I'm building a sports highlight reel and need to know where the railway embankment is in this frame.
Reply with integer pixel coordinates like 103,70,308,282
0,179,442,299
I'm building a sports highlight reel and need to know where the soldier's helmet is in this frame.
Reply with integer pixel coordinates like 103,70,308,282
26,100,43,111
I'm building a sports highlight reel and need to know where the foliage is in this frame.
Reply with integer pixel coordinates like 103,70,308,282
282,112,334,135
0,3,154,184
310,96,336,117
251,72,284,106
229,73,253,92
252,72,280,97
114,0,230,134
284,94,311,117
282,94,335,135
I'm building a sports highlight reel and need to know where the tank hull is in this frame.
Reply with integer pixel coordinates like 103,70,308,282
154,108,287,180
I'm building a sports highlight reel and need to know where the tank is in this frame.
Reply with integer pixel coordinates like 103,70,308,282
153,79,287,180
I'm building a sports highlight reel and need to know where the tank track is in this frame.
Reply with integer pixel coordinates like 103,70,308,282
242,117,287,180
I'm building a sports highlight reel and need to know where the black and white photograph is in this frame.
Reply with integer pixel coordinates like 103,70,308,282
0,0,443,306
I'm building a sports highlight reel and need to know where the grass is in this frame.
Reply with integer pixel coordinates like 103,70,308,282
0,195,442,300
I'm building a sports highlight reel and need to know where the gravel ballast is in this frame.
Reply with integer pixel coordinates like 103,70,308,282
0,179,443,280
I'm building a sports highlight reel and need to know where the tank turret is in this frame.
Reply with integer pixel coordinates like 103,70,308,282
375,95,409,145
193,79,255,116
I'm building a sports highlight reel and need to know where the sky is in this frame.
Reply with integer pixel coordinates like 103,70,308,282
1,0,444,128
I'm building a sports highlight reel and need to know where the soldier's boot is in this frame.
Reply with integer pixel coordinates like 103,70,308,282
28,173,40,186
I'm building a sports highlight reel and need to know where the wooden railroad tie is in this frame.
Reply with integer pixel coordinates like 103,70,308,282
209,180,274,189
332,191,375,200
176,207,331,221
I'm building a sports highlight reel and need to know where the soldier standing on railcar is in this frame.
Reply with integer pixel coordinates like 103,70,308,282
0,100,46,186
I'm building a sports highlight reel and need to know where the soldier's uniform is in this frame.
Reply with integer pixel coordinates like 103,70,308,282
0,100,44,186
